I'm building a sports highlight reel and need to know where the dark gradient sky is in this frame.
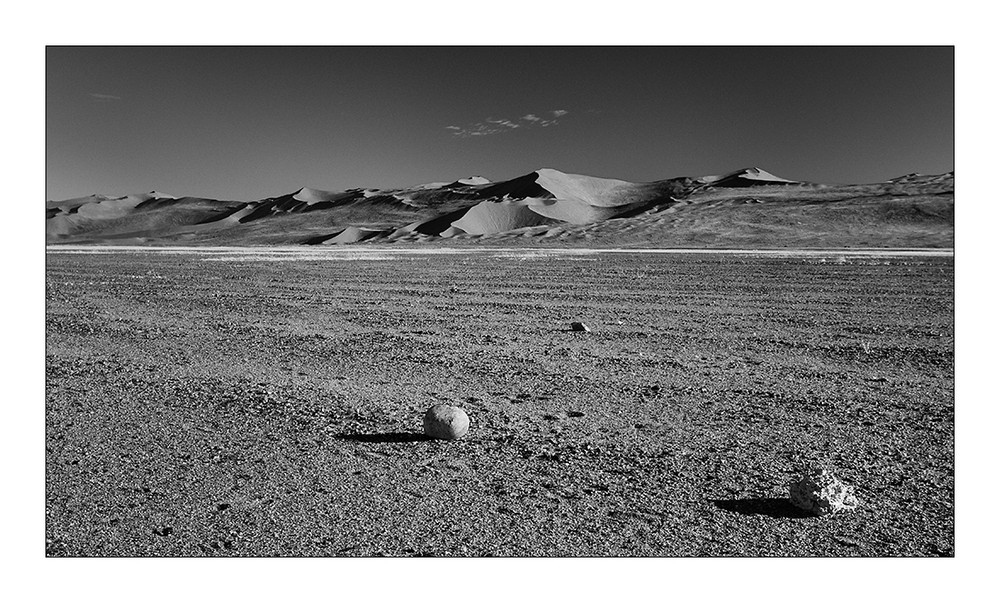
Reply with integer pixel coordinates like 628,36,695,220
46,46,953,201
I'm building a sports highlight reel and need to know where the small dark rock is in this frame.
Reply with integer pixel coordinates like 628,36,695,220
570,322,591,332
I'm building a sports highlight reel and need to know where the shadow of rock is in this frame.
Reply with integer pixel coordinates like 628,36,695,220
711,497,813,519
337,432,431,444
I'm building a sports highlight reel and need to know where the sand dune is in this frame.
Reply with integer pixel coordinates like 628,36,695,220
46,168,953,248
291,187,342,204
451,200,557,235
46,193,245,241
449,176,491,187
320,226,384,244
698,167,799,187
48,192,175,218
533,168,636,207
412,182,450,191
457,176,491,185
523,197,627,224
410,175,491,191
439,225,467,238
405,208,469,236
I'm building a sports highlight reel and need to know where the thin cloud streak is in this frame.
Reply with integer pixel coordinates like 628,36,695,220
447,109,570,137
88,92,122,102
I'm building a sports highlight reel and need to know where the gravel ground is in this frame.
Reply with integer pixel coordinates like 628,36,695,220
45,249,954,556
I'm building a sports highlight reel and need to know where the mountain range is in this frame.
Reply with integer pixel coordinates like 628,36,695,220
45,167,954,248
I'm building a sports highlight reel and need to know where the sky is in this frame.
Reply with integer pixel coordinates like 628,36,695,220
46,46,954,201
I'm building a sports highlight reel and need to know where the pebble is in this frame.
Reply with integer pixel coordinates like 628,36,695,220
423,404,470,440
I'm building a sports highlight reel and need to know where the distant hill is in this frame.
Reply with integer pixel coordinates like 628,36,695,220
45,168,954,248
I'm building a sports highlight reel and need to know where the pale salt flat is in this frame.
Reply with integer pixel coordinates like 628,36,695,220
46,245,954,263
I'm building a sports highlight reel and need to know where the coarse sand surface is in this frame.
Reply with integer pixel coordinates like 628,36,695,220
45,249,953,556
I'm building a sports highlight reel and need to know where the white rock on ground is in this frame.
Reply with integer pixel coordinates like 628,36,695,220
423,404,470,440
789,465,860,516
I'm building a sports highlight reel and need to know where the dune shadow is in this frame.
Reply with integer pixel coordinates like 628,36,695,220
336,432,431,444
711,497,812,519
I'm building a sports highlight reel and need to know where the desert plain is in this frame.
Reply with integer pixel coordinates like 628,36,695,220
45,246,954,557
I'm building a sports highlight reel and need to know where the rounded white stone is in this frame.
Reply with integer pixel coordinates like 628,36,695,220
423,404,470,440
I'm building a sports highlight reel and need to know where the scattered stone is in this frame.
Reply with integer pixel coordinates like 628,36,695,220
832,535,861,547
789,465,859,516
423,404,470,440
570,322,591,332
566,410,586,418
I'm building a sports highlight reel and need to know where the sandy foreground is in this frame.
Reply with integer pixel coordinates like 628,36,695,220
45,248,953,556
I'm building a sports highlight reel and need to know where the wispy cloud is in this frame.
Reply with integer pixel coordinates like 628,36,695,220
486,118,520,129
88,92,122,102
447,109,570,137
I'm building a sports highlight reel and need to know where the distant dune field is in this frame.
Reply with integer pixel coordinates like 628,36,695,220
46,168,954,249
